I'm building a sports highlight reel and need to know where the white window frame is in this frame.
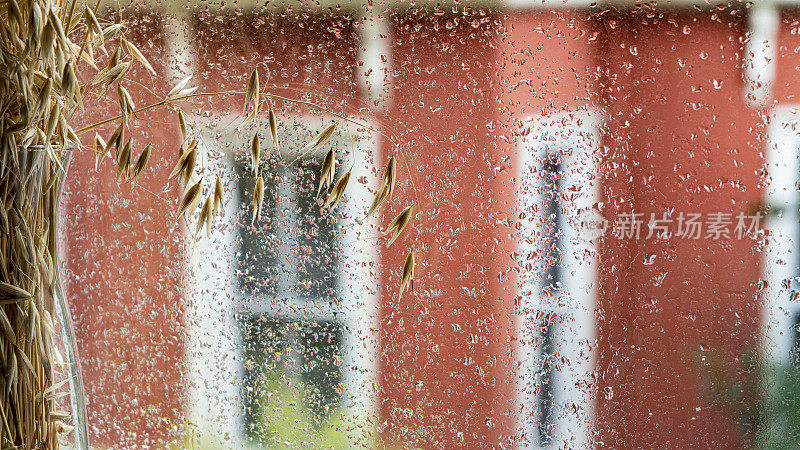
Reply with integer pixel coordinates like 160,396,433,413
763,106,800,364
184,115,380,447
757,104,800,445
516,110,601,449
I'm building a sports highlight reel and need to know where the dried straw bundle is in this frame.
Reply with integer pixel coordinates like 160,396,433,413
0,149,73,448
0,0,92,445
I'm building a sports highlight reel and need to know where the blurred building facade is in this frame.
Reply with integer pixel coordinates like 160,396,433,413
61,0,800,448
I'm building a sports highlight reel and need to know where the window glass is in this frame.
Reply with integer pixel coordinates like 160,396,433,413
54,2,800,448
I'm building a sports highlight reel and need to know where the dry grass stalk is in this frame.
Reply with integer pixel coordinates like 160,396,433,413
0,0,106,443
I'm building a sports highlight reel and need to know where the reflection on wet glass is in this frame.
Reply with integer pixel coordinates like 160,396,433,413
54,2,800,449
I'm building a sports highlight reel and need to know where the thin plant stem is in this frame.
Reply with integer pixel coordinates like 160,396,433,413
75,90,402,151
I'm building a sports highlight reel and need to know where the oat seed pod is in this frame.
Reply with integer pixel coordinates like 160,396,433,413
366,183,389,221
213,175,224,216
244,68,259,112
252,176,265,224
170,140,197,187
107,123,124,154
131,143,151,183
93,134,108,170
317,149,335,197
386,204,414,246
197,196,213,236
325,169,351,210
297,121,338,160
178,181,203,217
178,110,188,143
124,39,156,75
251,133,260,175
382,155,397,198
398,249,415,300
268,105,278,151
117,85,135,120
116,139,132,181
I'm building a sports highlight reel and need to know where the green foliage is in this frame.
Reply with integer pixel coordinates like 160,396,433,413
695,345,800,448
247,373,348,448
760,361,800,448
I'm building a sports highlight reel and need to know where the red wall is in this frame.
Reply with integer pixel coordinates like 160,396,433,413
192,12,360,113
61,6,776,448
497,10,598,115
595,11,765,448
378,11,517,448
64,16,186,447
494,7,767,448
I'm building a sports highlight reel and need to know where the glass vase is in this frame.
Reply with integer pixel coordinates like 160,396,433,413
0,147,88,448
